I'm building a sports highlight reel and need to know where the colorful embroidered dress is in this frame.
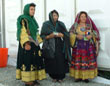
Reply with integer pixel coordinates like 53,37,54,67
69,12,100,80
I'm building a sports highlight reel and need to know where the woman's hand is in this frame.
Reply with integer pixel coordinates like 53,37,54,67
56,33,64,37
76,34,83,40
86,35,92,40
49,33,55,38
25,42,31,50
45,33,55,39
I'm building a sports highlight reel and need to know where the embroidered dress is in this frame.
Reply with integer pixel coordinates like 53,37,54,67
16,4,46,82
69,12,100,80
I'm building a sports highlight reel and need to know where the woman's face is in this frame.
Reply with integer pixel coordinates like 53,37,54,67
29,6,35,16
52,12,58,22
79,13,87,23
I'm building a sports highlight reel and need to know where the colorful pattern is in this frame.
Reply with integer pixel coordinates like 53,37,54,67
70,12,100,41
70,39,97,79
70,11,99,80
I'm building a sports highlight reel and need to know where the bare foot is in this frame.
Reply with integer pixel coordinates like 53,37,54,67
58,80,63,83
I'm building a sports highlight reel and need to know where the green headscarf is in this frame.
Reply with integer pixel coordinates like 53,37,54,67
17,3,39,41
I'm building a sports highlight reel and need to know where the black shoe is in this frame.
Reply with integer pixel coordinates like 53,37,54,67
75,79,82,82
84,79,89,83
33,80,40,85
25,84,30,86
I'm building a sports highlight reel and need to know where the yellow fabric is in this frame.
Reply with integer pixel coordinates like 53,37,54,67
16,69,46,82
37,34,43,44
36,69,46,80
76,26,91,36
93,33,96,43
22,64,26,71
20,24,29,48
20,20,43,47
70,68,98,80
16,69,21,79
38,50,42,56
76,26,85,35
70,33,76,47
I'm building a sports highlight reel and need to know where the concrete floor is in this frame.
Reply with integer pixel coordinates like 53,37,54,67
0,65,110,86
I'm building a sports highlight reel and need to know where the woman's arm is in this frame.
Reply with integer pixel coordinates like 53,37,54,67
56,33,64,38
20,19,31,50
45,33,55,39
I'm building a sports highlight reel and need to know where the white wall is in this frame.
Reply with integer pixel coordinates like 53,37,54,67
46,0,75,30
5,0,21,57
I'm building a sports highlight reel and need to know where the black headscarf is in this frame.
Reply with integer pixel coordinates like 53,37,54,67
41,10,71,60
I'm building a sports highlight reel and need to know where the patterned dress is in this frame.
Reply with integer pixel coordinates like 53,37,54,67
70,26,97,80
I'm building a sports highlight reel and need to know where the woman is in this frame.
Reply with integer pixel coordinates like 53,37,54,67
16,3,46,86
69,11,100,83
41,10,71,82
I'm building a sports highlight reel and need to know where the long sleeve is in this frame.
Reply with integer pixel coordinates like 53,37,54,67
40,22,53,40
70,33,76,47
36,33,43,44
20,20,29,48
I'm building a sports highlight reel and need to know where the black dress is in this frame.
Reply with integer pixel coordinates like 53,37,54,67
41,20,71,80
44,37,69,80
16,19,46,82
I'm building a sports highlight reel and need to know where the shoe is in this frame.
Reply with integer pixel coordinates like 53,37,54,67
25,84,30,86
75,79,82,82
25,83,35,86
84,79,89,83
33,80,40,85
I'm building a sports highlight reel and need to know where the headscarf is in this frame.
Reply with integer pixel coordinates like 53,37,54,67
17,3,39,41
70,11,100,41
41,10,71,60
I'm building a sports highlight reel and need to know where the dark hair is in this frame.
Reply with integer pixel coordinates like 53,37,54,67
51,10,59,17
79,11,87,18
30,3,36,7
